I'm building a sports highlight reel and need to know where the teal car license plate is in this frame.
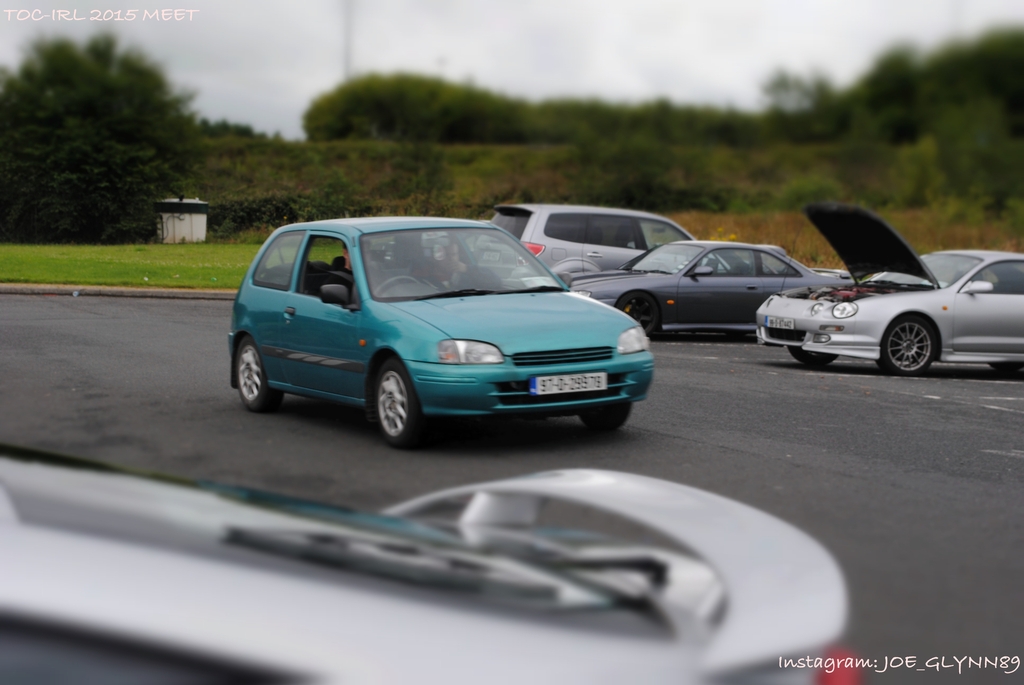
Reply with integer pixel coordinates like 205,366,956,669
529,372,607,396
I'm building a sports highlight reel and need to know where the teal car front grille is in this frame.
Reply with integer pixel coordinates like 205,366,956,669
511,347,613,367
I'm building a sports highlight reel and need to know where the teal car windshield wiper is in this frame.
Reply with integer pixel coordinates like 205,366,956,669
495,286,565,294
414,289,495,300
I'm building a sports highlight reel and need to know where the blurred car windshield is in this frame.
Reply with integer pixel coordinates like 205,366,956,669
863,254,982,288
490,210,531,239
625,243,705,274
921,253,983,288
360,228,561,301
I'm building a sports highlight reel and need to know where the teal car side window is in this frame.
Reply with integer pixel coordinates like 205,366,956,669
300,235,352,297
253,232,305,290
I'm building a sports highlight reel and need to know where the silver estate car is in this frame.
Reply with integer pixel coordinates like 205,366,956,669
757,203,1024,376
491,204,695,275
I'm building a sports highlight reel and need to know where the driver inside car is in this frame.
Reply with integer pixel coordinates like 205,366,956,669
420,242,468,289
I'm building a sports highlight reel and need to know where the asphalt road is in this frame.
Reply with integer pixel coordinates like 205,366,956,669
1,294,1022,680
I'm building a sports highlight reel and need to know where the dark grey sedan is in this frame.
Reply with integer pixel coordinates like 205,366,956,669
569,241,844,335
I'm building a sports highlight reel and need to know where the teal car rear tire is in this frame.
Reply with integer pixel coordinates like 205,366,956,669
236,337,283,413
376,358,425,448
578,402,631,431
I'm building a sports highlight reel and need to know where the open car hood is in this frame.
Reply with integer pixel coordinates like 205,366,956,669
804,203,938,287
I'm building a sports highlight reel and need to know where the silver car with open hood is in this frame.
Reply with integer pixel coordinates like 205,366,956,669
757,202,1024,376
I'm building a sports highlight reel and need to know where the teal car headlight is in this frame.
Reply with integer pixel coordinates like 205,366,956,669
437,340,504,364
617,327,649,355
832,302,858,319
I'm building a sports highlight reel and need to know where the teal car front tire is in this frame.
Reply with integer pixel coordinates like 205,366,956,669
236,337,284,413
376,358,426,449
578,402,631,431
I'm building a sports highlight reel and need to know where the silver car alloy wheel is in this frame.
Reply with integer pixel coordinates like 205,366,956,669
378,370,409,437
238,347,262,401
887,321,932,371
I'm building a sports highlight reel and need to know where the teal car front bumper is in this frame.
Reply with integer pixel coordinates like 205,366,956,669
406,352,655,417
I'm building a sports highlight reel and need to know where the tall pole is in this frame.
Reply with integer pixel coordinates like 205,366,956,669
344,0,353,81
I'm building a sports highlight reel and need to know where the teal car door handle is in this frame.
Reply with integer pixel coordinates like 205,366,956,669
284,307,296,315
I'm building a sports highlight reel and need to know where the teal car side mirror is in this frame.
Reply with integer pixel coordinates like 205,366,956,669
321,284,356,309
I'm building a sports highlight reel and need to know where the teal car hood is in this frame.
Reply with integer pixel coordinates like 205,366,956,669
388,293,635,355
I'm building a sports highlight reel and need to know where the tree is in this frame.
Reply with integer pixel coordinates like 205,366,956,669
0,35,199,243
303,73,527,143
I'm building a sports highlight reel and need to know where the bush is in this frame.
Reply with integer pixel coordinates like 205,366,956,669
894,136,946,207
0,35,200,243
776,176,844,210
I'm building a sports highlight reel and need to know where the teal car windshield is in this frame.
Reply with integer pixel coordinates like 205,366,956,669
361,227,562,302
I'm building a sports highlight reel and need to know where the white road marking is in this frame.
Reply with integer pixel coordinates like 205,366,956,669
981,404,1024,415
979,397,1024,401
981,449,1024,459
923,395,941,399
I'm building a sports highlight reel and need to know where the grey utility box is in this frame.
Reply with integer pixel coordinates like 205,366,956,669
156,198,209,243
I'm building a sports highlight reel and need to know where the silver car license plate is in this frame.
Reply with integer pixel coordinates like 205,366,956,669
765,316,795,330
529,372,607,396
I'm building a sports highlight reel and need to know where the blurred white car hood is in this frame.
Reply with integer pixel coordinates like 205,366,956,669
0,447,845,683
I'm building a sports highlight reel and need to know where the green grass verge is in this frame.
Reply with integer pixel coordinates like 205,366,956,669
0,244,260,289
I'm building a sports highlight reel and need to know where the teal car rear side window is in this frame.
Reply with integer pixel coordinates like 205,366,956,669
253,232,305,290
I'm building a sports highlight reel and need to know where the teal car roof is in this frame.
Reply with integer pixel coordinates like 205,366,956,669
287,217,494,234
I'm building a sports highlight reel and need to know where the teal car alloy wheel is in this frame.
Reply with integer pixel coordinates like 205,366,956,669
376,358,424,448
235,337,283,413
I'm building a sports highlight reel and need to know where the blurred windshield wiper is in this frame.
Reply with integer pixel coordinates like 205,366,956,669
867,279,928,288
414,289,495,300
223,527,613,607
495,286,565,294
630,269,671,274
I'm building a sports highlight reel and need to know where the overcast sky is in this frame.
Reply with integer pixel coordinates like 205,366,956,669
3,0,1023,139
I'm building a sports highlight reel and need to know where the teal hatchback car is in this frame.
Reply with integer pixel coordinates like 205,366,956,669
230,218,654,447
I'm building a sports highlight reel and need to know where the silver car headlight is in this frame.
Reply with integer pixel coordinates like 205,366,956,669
810,302,825,316
437,340,504,364
617,327,650,354
572,290,592,297
832,302,858,319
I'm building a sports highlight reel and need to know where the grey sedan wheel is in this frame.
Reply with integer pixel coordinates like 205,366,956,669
579,402,632,431
877,316,937,377
235,338,283,412
616,291,660,335
788,346,838,367
376,358,425,448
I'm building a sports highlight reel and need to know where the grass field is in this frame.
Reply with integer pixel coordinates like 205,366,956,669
1,209,1020,288
0,244,258,289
